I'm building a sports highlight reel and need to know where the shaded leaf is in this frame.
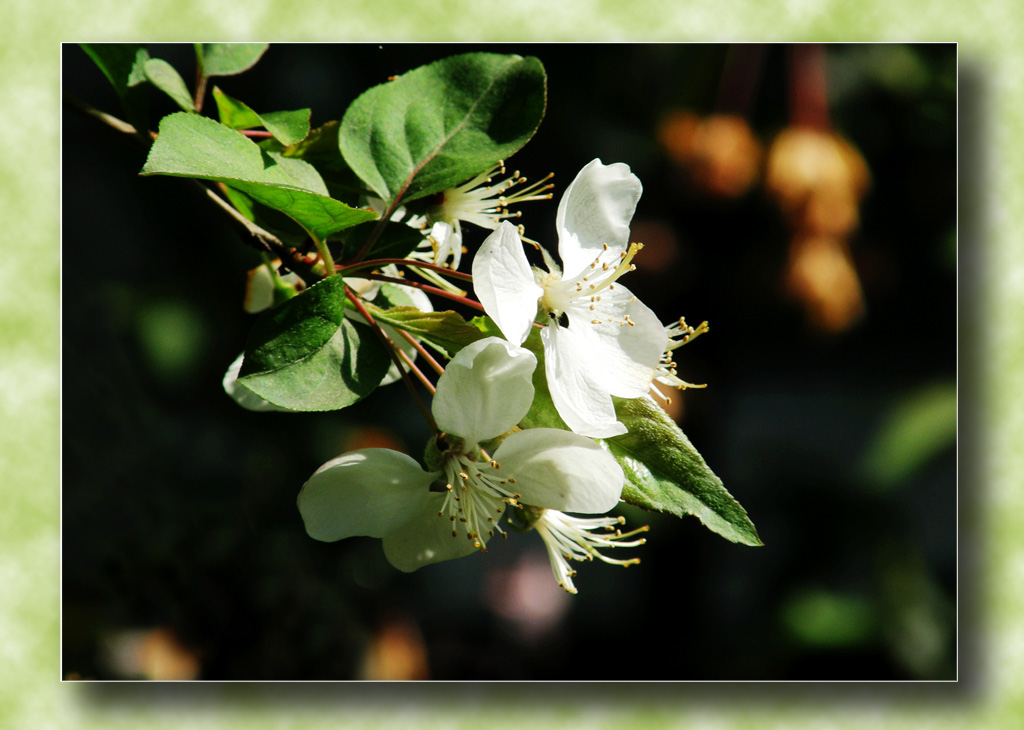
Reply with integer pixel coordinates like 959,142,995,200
200,43,268,77
340,52,546,207
80,43,150,130
81,43,149,94
238,275,390,410
335,220,425,261
141,112,377,240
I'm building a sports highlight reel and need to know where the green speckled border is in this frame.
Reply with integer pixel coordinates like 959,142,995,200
9,2,1017,727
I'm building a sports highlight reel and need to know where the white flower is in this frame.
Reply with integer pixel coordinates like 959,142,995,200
533,509,649,594
473,159,668,438
410,162,554,270
297,337,626,573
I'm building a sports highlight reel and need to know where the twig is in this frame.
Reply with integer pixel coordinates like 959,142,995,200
338,258,474,282
397,329,446,376
361,272,486,312
64,94,322,286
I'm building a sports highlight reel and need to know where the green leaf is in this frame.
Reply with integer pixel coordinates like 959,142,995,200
80,43,150,130
780,589,875,647
238,275,391,411
861,381,957,491
367,304,485,357
141,112,377,240
144,58,194,112
340,52,546,207
258,110,311,147
608,396,762,546
199,43,268,77
211,86,262,128
281,121,368,203
81,43,149,94
212,87,311,146
218,186,311,247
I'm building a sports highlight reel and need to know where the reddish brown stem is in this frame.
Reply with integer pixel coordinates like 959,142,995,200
395,346,437,394
397,329,445,376
338,258,474,282
345,286,437,431
361,273,486,312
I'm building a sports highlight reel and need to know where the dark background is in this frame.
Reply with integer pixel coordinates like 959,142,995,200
62,43,959,680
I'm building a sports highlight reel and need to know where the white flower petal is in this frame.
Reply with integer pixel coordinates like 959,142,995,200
570,286,668,397
556,159,642,277
432,337,537,444
541,325,627,438
297,449,437,542
494,429,624,513
382,495,489,572
472,221,543,345
222,353,292,412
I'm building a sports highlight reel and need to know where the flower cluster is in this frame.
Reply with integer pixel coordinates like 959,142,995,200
227,159,707,593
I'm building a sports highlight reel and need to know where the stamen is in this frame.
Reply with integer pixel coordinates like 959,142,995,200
437,451,520,550
652,317,709,397
533,510,649,594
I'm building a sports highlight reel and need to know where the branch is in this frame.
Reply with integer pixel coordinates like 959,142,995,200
65,94,323,286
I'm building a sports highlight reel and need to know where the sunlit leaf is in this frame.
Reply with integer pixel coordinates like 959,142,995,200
367,304,485,357
608,396,762,546
340,52,546,207
212,87,311,146
199,43,268,77
141,112,377,240
144,58,194,112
